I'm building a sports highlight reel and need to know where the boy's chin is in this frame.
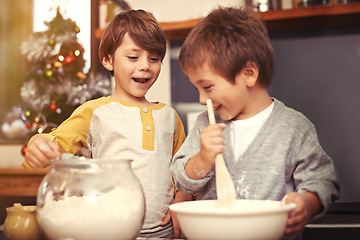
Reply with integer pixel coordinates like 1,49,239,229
219,113,233,121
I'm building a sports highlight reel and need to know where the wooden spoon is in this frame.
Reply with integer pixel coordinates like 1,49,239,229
207,99,236,207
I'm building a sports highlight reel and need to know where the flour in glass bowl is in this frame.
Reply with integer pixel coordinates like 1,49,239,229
38,187,144,240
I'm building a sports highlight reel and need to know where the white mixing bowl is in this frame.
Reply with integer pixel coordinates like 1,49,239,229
170,199,296,240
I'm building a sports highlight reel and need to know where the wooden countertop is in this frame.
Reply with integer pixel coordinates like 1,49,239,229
0,168,49,197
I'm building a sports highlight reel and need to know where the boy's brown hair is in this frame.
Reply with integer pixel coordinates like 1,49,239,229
179,7,274,88
99,9,167,64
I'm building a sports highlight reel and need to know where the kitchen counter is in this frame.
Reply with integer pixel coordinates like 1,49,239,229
1,221,359,240
0,167,47,224
1,202,359,240
0,228,181,240
0,143,49,197
303,202,360,240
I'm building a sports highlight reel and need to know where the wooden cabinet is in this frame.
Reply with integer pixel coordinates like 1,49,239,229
95,3,360,41
0,168,49,197
261,3,360,31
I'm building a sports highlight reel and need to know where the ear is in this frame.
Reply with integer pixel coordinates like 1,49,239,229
102,56,114,71
243,61,259,87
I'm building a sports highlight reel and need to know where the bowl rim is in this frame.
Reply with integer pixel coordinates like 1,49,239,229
50,158,133,166
170,199,296,216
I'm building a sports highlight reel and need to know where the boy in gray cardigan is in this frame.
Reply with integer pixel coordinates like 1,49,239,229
171,7,340,239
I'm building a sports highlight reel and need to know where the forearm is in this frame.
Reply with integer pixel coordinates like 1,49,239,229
184,153,213,180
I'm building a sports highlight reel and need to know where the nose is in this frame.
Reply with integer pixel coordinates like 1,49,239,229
199,93,207,105
138,58,150,71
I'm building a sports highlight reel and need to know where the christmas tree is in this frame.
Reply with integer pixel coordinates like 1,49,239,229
1,9,112,141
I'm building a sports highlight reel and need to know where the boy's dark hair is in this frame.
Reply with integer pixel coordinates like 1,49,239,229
179,7,274,88
99,9,167,64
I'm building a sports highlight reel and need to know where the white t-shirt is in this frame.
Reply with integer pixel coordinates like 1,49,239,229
230,102,274,162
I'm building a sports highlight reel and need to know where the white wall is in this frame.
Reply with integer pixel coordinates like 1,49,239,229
129,0,245,22
146,43,172,105
0,145,26,168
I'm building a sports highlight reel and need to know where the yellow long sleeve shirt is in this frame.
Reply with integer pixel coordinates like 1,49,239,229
44,96,186,233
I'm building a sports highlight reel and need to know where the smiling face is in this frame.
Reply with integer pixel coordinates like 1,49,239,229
185,62,266,121
102,33,161,105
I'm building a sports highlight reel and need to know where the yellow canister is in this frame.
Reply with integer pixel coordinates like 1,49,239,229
3,203,43,240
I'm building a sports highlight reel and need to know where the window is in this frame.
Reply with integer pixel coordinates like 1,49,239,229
33,0,91,71
0,0,33,124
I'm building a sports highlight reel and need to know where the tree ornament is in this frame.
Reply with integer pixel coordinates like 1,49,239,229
64,55,74,64
21,143,28,156
77,72,86,79
74,49,80,56
54,61,62,68
50,101,57,113
1,120,28,139
0,107,29,139
46,70,53,77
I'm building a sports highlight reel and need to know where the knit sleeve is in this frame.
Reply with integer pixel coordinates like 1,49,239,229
293,125,340,219
171,112,214,194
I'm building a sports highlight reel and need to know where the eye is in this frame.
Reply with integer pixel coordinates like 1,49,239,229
149,57,160,62
203,85,212,91
127,56,138,61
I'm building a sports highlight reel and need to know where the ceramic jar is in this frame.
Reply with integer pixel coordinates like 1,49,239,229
36,158,145,240
3,203,43,240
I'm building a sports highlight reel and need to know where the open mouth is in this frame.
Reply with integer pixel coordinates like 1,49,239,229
133,77,150,84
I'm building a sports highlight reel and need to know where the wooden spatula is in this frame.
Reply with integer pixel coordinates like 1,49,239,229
207,99,236,207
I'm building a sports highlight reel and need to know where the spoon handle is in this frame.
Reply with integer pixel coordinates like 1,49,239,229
207,99,236,207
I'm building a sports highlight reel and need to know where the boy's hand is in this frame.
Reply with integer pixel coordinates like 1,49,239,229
25,135,60,169
160,206,184,239
160,191,193,239
199,123,226,166
282,192,320,238
185,123,227,179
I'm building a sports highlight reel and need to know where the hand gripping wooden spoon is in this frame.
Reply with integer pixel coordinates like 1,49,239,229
207,99,236,207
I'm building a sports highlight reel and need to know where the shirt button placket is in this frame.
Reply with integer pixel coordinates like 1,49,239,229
143,108,151,131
